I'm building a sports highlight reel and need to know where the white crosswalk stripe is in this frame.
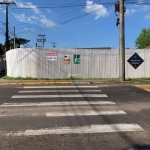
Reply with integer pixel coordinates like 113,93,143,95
0,110,126,117
24,85,101,88
0,101,116,107
45,110,127,117
2,124,144,136
0,85,144,136
18,90,102,93
11,94,108,98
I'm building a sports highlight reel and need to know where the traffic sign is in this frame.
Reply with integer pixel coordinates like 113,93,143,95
127,52,144,69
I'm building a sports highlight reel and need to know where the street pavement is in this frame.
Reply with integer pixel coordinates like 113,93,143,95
0,84,150,150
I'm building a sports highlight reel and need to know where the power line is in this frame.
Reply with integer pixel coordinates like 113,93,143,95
6,1,146,34
16,4,112,35
5,1,124,36
4,0,150,40
0,1,16,51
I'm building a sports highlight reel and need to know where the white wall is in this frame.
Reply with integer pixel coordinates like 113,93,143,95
6,48,150,79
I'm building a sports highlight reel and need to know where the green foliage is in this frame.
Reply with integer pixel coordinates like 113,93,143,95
2,76,38,80
135,28,150,49
70,76,75,80
9,38,30,49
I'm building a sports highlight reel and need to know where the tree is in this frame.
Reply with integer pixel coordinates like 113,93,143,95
135,28,150,49
9,38,30,49
0,43,5,55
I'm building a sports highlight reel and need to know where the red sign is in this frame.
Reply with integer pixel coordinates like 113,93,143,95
46,52,57,56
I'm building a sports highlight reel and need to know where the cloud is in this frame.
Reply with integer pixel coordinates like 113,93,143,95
40,15,58,28
12,13,39,24
12,0,58,32
0,5,6,13
142,5,150,11
84,0,108,20
12,12,58,28
127,3,150,18
145,13,150,19
16,1,40,14
126,9,137,16
125,3,150,16
133,1,150,11
24,27,36,32
138,0,144,4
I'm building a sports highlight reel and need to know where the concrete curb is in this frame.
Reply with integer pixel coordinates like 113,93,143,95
0,80,117,86
0,81,133,86
0,81,106,86
0,79,149,86
0,81,71,86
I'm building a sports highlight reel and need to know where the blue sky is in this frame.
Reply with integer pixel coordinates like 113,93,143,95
0,0,150,49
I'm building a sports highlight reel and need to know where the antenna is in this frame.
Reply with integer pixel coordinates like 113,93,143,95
51,42,57,48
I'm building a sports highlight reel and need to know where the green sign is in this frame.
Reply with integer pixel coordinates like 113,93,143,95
74,55,80,64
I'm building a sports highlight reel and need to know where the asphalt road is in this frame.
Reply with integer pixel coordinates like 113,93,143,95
0,84,150,150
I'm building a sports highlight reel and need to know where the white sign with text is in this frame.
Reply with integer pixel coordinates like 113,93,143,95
46,52,57,61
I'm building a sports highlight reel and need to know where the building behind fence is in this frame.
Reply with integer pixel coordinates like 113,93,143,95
6,48,150,79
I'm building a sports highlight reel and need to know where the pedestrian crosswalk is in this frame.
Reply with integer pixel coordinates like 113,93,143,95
4,124,144,136
23,85,103,88
18,90,102,93
11,94,108,98
0,85,144,136
0,101,116,107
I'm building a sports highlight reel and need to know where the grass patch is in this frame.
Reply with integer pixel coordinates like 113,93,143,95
2,76,118,81
2,76,150,83
2,76,38,80
1,76,119,82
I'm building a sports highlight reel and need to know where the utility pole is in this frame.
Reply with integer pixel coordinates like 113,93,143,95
37,34,46,48
14,27,15,49
0,1,16,52
51,42,57,48
115,0,126,82
6,4,9,51
119,0,125,82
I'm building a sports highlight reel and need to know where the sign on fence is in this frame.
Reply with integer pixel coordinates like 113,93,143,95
74,54,80,64
127,52,144,69
64,55,70,65
46,52,57,61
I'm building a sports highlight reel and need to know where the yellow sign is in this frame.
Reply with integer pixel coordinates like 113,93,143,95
64,55,70,65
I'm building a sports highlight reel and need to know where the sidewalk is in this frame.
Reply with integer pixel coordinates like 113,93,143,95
0,78,71,85
1,78,150,93
0,78,133,86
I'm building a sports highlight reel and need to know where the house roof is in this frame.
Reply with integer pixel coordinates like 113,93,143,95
144,45,150,49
